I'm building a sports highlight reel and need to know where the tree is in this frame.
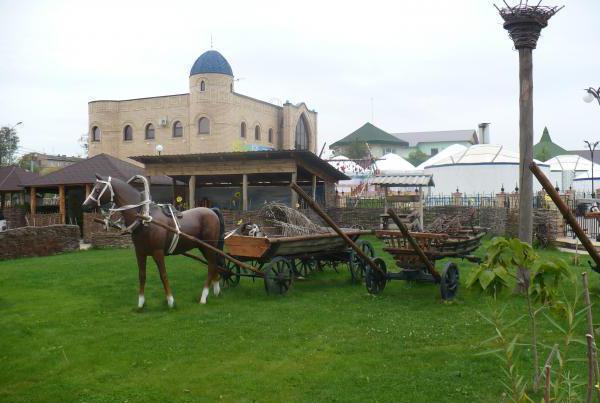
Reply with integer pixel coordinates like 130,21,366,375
344,140,368,160
0,126,20,166
78,133,88,157
406,149,428,166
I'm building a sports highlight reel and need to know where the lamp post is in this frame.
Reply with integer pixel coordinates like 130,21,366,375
584,141,599,198
583,87,600,107
495,1,562,245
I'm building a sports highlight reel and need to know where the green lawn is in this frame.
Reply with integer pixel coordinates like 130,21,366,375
0,237,598,402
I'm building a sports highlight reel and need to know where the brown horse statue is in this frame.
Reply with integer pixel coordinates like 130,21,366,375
82,174,224,307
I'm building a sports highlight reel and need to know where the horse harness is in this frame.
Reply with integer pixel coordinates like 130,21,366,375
88,175,183,254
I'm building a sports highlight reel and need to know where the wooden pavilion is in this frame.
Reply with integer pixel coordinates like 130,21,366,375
130,150,349,210
0,165,38,209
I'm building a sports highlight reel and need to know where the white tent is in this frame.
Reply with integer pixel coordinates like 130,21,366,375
376,153,415,174
545,154,600,191
423,144,551,195
416,144,468,170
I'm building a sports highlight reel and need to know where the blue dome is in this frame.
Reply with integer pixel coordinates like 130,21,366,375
190,50,233,77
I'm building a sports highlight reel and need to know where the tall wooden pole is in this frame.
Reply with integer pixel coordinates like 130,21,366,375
188,175,196,209
497,2,562,244
518,48,534,243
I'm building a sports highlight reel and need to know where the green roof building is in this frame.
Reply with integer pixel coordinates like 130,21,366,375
330,122,408,159
533,127,567,162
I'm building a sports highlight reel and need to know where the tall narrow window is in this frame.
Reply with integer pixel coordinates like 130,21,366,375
92,126,101,142
172,121,183,137
200,81,205,91
198,117,210,134
255,125,261,140
123,125,133,141
295,114,309,150
240,122,246,138
268,128,273,143
145,123,155,140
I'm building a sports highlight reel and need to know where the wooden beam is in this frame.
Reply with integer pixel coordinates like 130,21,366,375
85,183,91,197
188,175,196,209
30,187,36,215
242,174,248,211
518,47,534,244
58,185,65,224
311,174,317,200
291,171,298,208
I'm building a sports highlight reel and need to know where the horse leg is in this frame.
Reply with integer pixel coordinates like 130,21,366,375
136,251,147,308
152,249,174,308
200,248,219,304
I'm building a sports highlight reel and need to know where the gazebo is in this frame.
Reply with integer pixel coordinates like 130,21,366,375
22,153,178,226
0,165,38,209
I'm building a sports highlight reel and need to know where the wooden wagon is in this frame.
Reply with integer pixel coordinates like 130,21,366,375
221,229,375,293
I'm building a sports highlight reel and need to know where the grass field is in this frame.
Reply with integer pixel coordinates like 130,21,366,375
1,237,598,402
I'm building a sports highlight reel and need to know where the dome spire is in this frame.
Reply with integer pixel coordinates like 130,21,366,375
190,50,233,77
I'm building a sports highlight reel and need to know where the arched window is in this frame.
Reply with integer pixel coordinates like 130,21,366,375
123,125,133,141
92,126,101,142
240,122,246,138
268,128,273,143
145,123,155,140
254,125,261,141
172,121,183,137
200,81,205,91
198,117,210,134
295,114,309,150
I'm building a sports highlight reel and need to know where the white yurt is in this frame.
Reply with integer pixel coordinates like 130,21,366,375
375,153,415,174
423,144,551,195
416,144,468,170
545,155,599,191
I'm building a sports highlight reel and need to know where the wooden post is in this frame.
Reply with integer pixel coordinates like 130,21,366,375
518,47,534,244
242,174,248,212
384,187,389,214
58,185,65,224
171,177,176,205
311,175,317,200
188,175,196,209
0,192,4,210
30,187,36,215
290,172,298,208
85,183,91,197
418,187,424,230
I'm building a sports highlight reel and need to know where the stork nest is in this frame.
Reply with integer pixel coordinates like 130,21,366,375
257,203,326,237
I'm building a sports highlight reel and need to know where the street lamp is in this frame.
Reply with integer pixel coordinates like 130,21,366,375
584,141,599,198
583,87,600,106
155,144,164,156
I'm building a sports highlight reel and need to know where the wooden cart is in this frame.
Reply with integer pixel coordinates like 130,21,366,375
221,229,375,293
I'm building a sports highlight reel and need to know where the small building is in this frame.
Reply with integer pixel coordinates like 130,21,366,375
0,165,38,208
330,122,408,159
20,153,83,175
88,50,317,163
131,150,348,211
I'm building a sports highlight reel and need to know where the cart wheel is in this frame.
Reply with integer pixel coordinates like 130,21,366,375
365,257,387,295
349,241,375,283
263,257,294,295
295,258,316,278
220,260,241,288
440,262,459,300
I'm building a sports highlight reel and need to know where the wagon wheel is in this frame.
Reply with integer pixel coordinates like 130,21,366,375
365,257,387,295
294,258,317,278
219,260,241,288
348,240,375,283
440,262,459,300
263,257,294,295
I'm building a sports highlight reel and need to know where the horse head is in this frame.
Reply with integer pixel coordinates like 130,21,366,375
82,174,116,212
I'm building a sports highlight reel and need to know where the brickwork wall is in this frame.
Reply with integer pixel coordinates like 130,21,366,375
2,207,26,229
0,225,80,260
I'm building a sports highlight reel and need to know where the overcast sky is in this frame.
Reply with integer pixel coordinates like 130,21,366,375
1,0,599,158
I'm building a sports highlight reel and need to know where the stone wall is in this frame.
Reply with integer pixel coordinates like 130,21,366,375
0,225,80,260
91,232,133,249
82,212,124,243
2,207,26,229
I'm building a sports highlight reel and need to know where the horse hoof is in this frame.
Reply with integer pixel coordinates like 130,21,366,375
138,295,145,309
167,295,175,308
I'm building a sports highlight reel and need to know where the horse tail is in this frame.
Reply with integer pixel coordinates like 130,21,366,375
211,207,225,267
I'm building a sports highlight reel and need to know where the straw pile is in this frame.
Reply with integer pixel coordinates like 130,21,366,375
257,203,326,237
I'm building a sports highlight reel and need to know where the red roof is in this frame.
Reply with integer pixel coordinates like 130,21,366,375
0,166,39,192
